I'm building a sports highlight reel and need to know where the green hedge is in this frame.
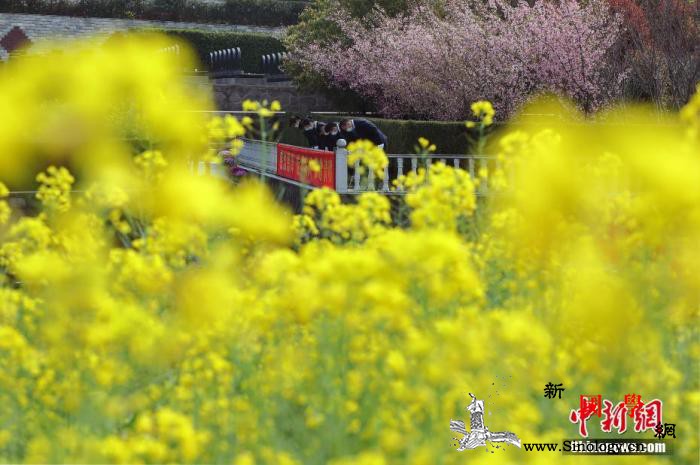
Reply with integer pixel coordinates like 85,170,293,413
279,116,483,154
163,29,285,73
0,0,307,27
107,29,285,73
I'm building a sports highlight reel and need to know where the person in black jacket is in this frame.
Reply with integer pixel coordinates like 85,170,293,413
341,118,395,187
301,118,329,149
316,122,334,151
289,115,302,129
340,118,388,150
325,122,341,151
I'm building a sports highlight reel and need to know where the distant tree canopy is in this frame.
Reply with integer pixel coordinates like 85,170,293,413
282,0,423,90
283,0,699,116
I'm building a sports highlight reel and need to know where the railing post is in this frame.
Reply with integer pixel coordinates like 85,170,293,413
335,139,348,193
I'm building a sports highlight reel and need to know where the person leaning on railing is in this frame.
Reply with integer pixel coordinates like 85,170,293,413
340,117,394,183
325,122,341,151
289,115,326,149
288,115,311,146
317,122,339,151
339,118,388,151
303,118,327,149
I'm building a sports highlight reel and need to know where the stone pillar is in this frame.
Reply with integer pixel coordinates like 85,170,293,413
335,138,348,193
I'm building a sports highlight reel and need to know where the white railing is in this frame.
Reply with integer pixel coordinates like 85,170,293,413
190,138,277,181
195,138,498,195
333,139,497,195
236,138,278,172
190,158,230,180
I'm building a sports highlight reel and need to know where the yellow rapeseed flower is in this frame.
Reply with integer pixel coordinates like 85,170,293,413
308,159,321,173
0,33,697,465
347,140,388,178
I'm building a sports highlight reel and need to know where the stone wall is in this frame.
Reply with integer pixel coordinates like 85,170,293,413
0,13,284,60
210,76,336,113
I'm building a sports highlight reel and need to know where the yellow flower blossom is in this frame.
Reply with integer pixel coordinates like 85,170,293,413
347,140,388,178
471,100,495,123
233,451,256,465
35,166,74,213
242,100,259,111
308,159,321,173
0,33,696,465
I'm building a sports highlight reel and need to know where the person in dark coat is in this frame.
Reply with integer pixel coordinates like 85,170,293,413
316,122,332,151
289,115,302,129
301,118,329,149
341,118,395,187
325,122,341,151
289,115,315,147
340,118,388,150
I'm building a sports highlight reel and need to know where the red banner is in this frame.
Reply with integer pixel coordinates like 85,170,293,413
276,144,336,188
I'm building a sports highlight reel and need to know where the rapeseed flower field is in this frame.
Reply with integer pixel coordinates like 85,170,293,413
0,35,698,465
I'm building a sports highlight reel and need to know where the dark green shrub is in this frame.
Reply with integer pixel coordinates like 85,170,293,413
372,118,471,154
163,29,285,73
105,29,284,73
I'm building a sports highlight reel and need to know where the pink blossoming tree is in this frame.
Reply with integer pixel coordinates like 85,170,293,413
288,0,626,120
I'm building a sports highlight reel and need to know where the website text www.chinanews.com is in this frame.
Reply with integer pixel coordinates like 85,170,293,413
522,439,671,455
